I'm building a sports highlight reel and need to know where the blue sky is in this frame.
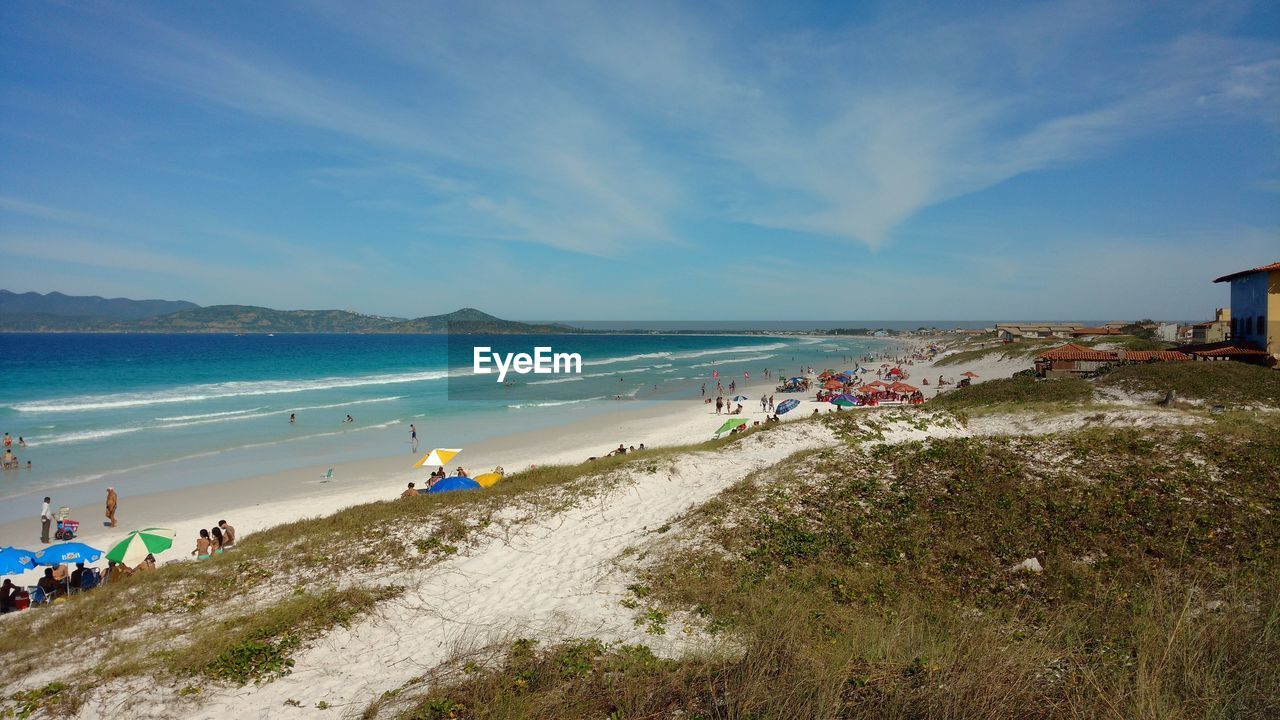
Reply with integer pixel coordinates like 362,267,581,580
1,0,1277,321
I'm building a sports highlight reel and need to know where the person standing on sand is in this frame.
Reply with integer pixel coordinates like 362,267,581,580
701,384,706,397
40,496,51,543
410,424,418,452
715,396,723,414
105,487,117,528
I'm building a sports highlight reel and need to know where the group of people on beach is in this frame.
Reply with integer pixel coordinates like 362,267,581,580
192,520,237,560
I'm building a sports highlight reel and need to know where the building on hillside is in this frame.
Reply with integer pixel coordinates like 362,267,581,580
1176,341,1272,364
1213,261,1279,364
1102,321,1131,329
1176,325,1193,343
1190,308,1231,344
996,323,1082,341
1155,323,1178,342
1071,327,1121,337
1033,344,1191,377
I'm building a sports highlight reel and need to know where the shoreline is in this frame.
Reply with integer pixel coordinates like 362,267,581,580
0,334,994,588
0,371,842,581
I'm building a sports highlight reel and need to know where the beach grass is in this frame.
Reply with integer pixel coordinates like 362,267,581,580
1095,360,1280,405
933,339,1055,367
379,419,1279,719
927,374,1094,409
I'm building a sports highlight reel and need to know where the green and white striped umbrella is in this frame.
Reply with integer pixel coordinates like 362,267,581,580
106,527,177,567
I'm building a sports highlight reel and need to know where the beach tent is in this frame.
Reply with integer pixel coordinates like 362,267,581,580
413,448,462,469
427,476,481,494
106,528,176,568
473,472,503,488
776,399,800,415
0,547,35,575
715,419,748,435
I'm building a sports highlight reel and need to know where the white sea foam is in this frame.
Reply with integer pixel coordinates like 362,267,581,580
155,408,265,422
526,377,585,385
670,342,788,360
506,396,607,409
583,352,672,367
689,354,776,368
11,372,446,413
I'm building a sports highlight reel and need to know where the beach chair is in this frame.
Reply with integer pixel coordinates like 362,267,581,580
320,468,334,480
79,569,101,592
29,586,51,606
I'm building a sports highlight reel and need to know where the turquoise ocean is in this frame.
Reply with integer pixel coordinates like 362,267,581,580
0,332,892,523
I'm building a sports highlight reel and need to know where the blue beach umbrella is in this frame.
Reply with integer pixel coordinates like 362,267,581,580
776,399,800,415
427,476,482,494
732,395,749,402
830,394,859,407
0,547,36,575
33,542,103,566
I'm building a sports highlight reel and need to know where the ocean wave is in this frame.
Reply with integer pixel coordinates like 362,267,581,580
10,372,446,413
507,396,607,409
27,426,144,447
527,377,585,385
583,351,672,367
689,354,776,368
155,408,265,422
669,342,788,360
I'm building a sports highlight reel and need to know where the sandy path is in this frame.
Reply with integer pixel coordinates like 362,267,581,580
97,420,836,719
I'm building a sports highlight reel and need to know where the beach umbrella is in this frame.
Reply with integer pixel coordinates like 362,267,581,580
891,382,918,393
822,379,843,390
830,394,859,407
776,399,800,415
33,542,103,566
106,528,176,568
427,476,482,494
413,448,462,469
962,371,979,378
0,547,35,575
473,472,503,488
732,395,749,402
715,418,748,435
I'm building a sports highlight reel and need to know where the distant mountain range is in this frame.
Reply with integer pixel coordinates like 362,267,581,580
0,291,582,334
0,290,199,329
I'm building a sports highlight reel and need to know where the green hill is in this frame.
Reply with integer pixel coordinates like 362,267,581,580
122,305,401,333
382,307,584,334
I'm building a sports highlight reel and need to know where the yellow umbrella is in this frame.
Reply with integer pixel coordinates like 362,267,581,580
473,472,503,488
413,448,461,468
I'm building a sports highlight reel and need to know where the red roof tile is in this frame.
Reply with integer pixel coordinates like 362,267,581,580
1124,350,1191,362
1037,343,1117,361
1176,342,1270,357
1072,327,1122,335
1213,261,1280,283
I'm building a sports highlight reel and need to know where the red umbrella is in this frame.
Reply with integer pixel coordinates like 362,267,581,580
962,371,979,378
891,382,918,393
822,379,844,390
